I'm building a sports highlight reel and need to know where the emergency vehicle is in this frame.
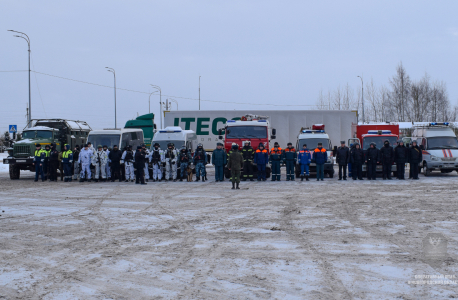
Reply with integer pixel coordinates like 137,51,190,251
349,124,400,176
411,122,458,176
218,114,276,178
295,124,335,178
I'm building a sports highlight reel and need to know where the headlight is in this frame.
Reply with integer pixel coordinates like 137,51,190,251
431,155,440,161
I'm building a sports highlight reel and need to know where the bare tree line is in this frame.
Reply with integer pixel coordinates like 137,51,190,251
316,62,458,123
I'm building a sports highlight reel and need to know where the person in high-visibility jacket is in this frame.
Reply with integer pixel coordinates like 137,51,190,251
253,143,268,181
282,142,297,181
62,144,73,182
313,142,327,181
33,144,46,182
42,144,51,180
241,141,254,181
297,144,311,181
269,142,283,181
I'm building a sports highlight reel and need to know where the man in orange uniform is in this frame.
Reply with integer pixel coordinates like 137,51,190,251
269,142,283,181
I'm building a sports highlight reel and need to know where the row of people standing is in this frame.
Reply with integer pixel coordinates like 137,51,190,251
343,139,423,180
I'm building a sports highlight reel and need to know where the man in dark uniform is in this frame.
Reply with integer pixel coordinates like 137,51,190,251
241,141,254,181
43,144,51,180
380,140,394,180
408,140,422,180
394,140,408,179
48,143,60,182
134,146,147,184
227,143,243,189
269,142,282,181
350,143,364,180
109,145,123,182
336,141,350,180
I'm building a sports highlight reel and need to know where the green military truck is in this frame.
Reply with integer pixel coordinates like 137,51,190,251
3,119,92,179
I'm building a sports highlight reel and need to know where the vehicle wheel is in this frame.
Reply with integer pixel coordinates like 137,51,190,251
9,164,20,180
423,163,431,176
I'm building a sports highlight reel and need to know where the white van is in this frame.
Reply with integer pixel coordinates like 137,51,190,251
411,122,458,176
88,128,144,150
151,126,198,152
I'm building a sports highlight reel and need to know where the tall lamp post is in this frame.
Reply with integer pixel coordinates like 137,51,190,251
9,30,31,127
199,76,201,110
357,75,365,123
106,67,117,128
148,91,158,114
151,85,162,129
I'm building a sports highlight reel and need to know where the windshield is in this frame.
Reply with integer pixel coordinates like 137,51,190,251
88,134,121,148
22,130,53,139
151,140,185,150
299,138,331,150
427,137,458,149
363,136,398,150
226,126,267,139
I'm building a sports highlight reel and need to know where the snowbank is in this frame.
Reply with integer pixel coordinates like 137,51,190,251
0,153,8,173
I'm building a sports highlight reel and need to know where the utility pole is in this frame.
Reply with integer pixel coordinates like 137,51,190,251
199,76,201,110
9,30,31,127
106,67,117,128
151,85,162,128
357,75,365,123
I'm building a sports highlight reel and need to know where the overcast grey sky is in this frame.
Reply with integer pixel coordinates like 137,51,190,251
1,1,457,132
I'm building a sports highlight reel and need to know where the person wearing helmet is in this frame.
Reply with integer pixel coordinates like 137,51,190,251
141,144,150,182
103,145,111,181
92,145,108,182
164,143,178,181
408,140,422,180
350,143,364,180
380,140,394,180
394,140,408,179
121,145,135,182
297,144,311,181
254,143,268,181
33,144,46,182
313,142,327,181
178,145,192,181
365,142,380,180
283,142,297,181
212,142,227,182
108,145,123,182
241,141,254,181
148,142,164,182
227,143,243,189
78,144,93,182
73,145,81,181
61,144,73,182
134,146,147,184
48,143,59,182
193,143,207,182
269,142,282,181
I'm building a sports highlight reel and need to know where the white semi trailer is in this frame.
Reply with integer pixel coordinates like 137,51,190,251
164,110,357,151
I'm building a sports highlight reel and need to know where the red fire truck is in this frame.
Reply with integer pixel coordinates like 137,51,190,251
349,124,400,176
218,114,276,178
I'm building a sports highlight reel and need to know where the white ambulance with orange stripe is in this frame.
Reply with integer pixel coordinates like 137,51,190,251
411,122,458,176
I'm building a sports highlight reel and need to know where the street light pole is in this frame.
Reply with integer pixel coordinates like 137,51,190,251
357,75,365,123
199,76,201,110
9,30,31,127
148,91,157,114
151,85,162,129
106,67,117,128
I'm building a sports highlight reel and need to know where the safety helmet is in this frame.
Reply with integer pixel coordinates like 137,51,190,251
167,143,174,148
370,142,376,147
411,140,417,145
244,140,250,145
197,143,203,148
141,144,146,148
154,143,160,147
232,144,239,150
45,144,50,148
36,144,41,147
274,142,279,147
98,145,103,149
103,145,108,148
384,140,390,144
217,142,223,146
127,145,132,149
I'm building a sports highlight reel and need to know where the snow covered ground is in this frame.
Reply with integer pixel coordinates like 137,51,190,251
1,165,458,299
0,153,9,173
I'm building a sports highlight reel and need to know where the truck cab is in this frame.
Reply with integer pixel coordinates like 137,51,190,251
295,124,335,178
3,119,92,179
124,113,156,147
349,124,399,176
411,122,458,176
218,114,276,178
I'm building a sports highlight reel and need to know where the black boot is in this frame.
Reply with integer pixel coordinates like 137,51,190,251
231,182,235,189
196,176,200,182
250,178,254,181
306,176,309,181
301,176,304,181
236,182,240,189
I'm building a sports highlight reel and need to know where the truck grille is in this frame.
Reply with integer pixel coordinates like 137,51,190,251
14,145,31,157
